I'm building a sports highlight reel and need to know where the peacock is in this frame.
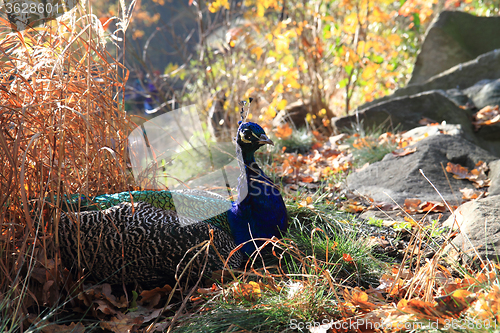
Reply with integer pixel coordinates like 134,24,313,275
58,114,288,287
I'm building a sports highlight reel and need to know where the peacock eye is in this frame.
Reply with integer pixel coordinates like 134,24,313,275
244,130,253,140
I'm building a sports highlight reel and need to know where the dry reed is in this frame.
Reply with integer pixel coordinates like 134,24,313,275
0,7,133,328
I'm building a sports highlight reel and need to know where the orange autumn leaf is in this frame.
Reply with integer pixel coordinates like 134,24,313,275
418,117,439,125
343,253,353,262
340,201,365,213
299,176,314,183
404,216,418,226
404,198,421,212
347,288,378,311
473,105,500,129
446,162,470,179
392,147,417,157
275,123,292,139
311,142,322,150
139,284,172,307
419,201,447,213
400,299,437,317
460,188,483,200
232,281,261,302
99,16,112,30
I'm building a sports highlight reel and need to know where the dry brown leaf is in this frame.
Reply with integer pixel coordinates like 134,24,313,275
38,322,86,333
79,284,128,308
299,175,314,183
369,201,398,211
340,201,366,213
100,307,163,333
95,299,117,315
473,105,500,129
419,201,447,213
404,198,421,212
446,162,470,179
139,284,172,308
346,288,378,311
418,117,439,125
392,146,417,157
460,188,484,200
446,161,491,188
434,290,475,316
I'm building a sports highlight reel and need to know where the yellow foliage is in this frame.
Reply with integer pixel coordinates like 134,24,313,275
275,83,284,94
285,75,301,89
208,0,230,13
387,34,401,46
343,13,358,34
257,3,266,17
251,46,264,60
273,30,296,54
356,40,366,56
277,99,287,110
362,63,379,80
371,6,390,23
244,87,256,99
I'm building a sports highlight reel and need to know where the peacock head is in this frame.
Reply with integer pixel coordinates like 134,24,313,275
236,122,274,154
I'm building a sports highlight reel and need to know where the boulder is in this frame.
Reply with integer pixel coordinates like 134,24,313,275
359,49,500,109
333,89,500,156
332,90,476,141
409,11,500,85
443,195,500,265
469,79,500,110
345,135,497,205
489,160,500,196
401,123,465,140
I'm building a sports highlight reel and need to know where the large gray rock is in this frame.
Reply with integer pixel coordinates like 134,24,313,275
334,89,500,157
359,49,500,109
443,195,500,265
333,90,476,140
409,11,500,85
489,160,500,196
345,135,497,205
470,79,500,110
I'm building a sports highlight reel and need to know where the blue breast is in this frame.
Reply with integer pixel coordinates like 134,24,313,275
228,163,288,255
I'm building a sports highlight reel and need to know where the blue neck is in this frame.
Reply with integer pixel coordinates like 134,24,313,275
228,146,288,255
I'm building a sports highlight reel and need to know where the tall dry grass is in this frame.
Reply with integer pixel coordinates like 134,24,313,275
0,6,134,329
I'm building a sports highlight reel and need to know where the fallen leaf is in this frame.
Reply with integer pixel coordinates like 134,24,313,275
392,147,417,157
446,162,470,179
343,253,353,262
460,188,484,200
232,281,261,302
340,201,366,213
139,284,172,308
28,316,86,333
299,175,314,183
473,105,500,129
404,198,421,212
419,117,439,125
275,123,292,139
419,201,447,213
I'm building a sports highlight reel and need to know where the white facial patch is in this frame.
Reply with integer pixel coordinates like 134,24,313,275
239,131,251,143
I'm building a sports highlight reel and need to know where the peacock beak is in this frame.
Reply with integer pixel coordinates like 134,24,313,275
258,134,274,146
